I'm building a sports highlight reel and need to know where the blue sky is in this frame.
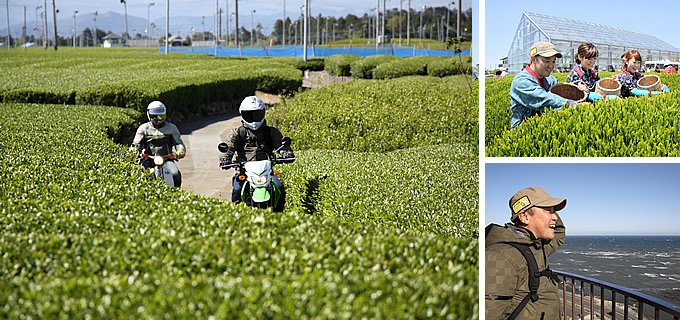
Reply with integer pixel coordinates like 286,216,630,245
485,0,680,69
485,163,680,236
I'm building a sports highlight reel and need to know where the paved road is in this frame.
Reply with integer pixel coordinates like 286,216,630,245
176,113,241,200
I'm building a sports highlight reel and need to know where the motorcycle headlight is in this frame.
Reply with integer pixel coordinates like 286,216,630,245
154,155,164,166
252,175,268,186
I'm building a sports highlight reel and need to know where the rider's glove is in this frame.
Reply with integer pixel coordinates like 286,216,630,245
631,88,649,97
219,150,234,167
279,150,295,159
176,147,186,159
588,91,603,101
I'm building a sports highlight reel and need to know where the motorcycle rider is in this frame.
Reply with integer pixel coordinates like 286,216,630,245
130,101,186,187
219,96,295,210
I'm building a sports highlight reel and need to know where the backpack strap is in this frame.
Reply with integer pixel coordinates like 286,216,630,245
507,242,542,320
573,66,584,79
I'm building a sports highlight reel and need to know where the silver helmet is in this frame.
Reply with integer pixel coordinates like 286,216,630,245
147,101,167,126
239,96,266,130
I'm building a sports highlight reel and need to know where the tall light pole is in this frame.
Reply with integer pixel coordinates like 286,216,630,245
419,6,424,41
399,0,403,44
93,11,98,47
146,2,154,46
234,0,239,47
406,0,410,45
5,0,11,49
51,0,57,50
215,0,219,46
72,10,78,47
382,0,386,44
456,0,461,39
302,0,308,61
121,0,129,39
43,0,48,48
282,0,285,46
201,16,205,41
250,9,255,46
375,0,379,47
446,1,453,39
164,0,168,54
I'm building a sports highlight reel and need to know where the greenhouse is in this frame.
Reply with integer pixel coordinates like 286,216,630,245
506,12,680,73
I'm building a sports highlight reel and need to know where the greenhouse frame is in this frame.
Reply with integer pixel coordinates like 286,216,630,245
506,12,680,73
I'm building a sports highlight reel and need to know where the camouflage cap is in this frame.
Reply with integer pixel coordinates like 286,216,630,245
530,42,563,58
509,187,566,220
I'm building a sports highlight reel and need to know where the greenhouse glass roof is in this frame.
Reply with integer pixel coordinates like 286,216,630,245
524,12,680,52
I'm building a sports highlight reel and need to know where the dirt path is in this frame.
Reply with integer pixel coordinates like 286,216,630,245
176,72,350,199
175,91,283,200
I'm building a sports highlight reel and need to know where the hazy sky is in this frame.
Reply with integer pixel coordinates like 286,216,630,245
4,0,472,28
485,162,680,236
485,0,680,69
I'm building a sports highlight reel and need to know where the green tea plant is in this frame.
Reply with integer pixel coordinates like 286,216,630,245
0,51,302,121
1,101,478,318
324,54,362,76
269,75,477,152
349,55,399,79
486,73,680,156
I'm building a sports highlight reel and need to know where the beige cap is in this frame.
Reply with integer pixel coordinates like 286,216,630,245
509,187,566,220
530,42,563,58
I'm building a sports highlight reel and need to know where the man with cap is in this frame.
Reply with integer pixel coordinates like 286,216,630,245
485,187,567,320
510,42,579,129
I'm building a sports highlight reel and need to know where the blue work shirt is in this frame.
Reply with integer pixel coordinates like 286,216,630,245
510,69,570,129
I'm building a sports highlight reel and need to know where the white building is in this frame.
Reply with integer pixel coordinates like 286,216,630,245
507,12,680,73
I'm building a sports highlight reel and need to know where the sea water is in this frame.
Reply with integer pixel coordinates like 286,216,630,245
551,236,680,307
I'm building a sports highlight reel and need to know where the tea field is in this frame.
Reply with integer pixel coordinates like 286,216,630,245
1,49,478,318
486,72,680,156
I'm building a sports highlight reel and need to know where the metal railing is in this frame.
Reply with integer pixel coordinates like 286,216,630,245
554,270,680,320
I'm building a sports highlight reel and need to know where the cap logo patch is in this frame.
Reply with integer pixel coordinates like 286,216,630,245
512,196,531,214
530,47,538,57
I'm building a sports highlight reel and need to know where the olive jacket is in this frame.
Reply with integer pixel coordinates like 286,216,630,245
485,214,565,320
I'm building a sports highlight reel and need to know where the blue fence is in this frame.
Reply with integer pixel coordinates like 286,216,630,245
159,45,470,57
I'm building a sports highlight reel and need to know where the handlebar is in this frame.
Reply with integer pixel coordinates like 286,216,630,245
219,157,296,170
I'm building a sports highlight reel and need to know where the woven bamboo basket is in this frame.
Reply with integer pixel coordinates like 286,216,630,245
550,83,586,102
637,75,664,92
596,78,621,97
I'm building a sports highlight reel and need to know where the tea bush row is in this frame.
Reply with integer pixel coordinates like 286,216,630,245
0,102,478,318
281,144,478,237
269,75,477,152
486,73,680,156
373,56,472,80
0,52,302,121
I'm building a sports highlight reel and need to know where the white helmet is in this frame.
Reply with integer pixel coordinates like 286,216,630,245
239,96,266,130
147,101,167,126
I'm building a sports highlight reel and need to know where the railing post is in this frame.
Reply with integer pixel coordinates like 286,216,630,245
563,276,568,319
571,278,576,320
580,280,585,320
601,286,605,318
624,296,629,319
612,291,616,319
590,283,594,319
638,300,643,320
